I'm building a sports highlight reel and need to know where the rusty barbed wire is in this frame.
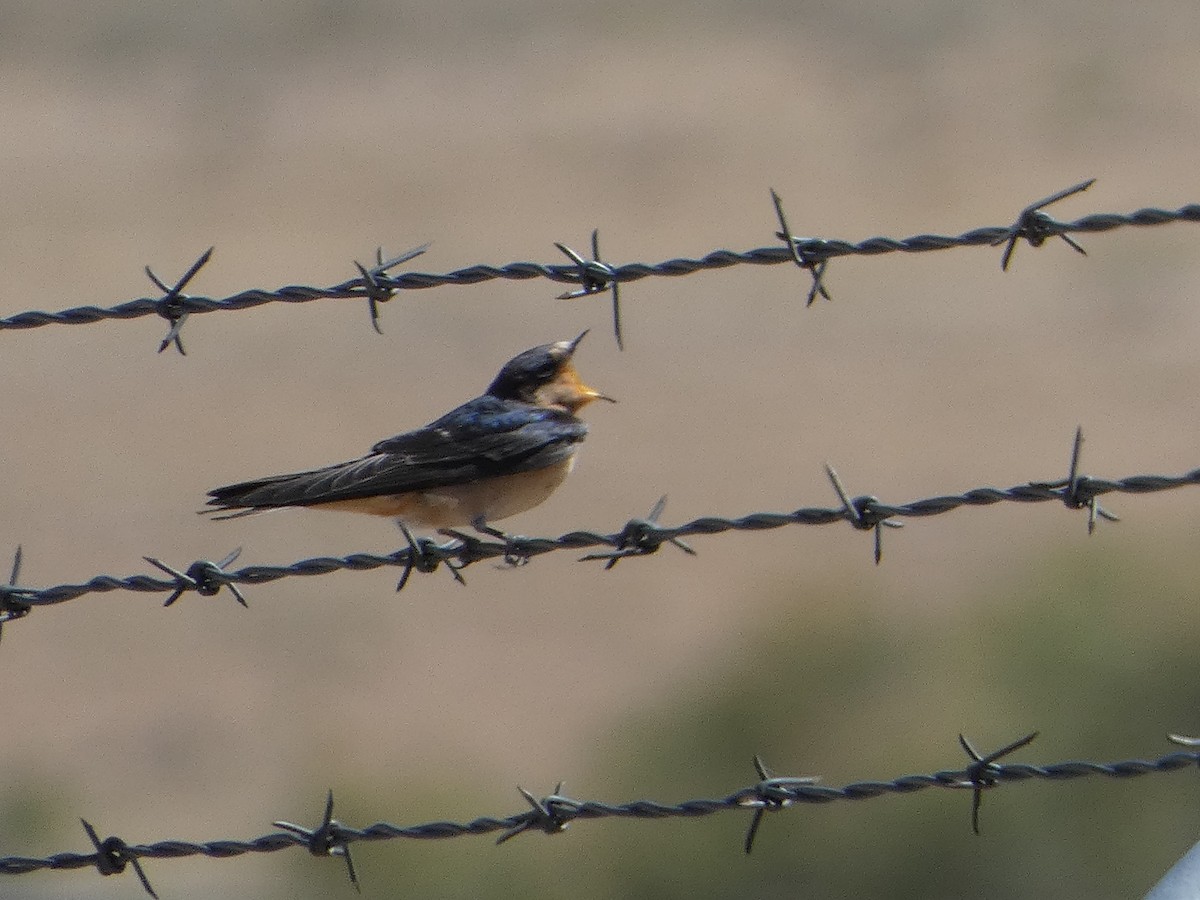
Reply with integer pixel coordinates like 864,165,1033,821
0,429,1196,623
1,180,1197,351
3,731,1198,894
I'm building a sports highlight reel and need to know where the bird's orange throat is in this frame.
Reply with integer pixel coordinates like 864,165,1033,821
535,363,611,414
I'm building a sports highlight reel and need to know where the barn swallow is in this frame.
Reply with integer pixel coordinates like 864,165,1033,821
204,333,612,530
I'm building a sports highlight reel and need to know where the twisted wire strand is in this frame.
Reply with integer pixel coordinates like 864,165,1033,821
1,747,1195,878
2,200,1198,332
5,464,1199,608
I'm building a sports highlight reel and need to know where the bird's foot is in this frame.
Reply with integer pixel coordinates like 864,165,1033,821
471,518,535,567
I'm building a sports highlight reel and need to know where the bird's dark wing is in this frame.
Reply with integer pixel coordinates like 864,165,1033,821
206,397,587,512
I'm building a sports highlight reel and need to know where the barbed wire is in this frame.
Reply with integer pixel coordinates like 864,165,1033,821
2,183,1198,897
0,428,1194,632
2,730,1198,895
2,179,1198,352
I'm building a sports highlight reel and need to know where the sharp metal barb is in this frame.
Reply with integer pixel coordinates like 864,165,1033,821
771,188,805,269
742,755,819,854
145,550,248,607
554,243,586,267
580,495,695,569
1061,426,1118,532
142,556,187,580
647,494,668,525
143,556,193,606
274,790,359,892
156,317,187,355
226,582,249,607
372,242,431,275
826,464,902,564
146,247,213,356
743,807,766,855
80,818,158,899
957,731,1039,836
1067,425,1083,498
395,521,420,591
0,545,30,643
770,188,833,305
994,179,1095,271
497,782,570,845
610,277,623,350
354,260,387,335
395,522,452,591
143,269,170,294
354,242,428,334
435,530,486,585
825,464,860,527
554,232,624,350
1032,179,1098,210
172,247,216,293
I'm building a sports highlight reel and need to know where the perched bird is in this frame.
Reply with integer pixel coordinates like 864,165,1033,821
204,333,611,530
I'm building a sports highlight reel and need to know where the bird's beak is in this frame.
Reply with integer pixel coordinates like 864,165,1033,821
547,361,616,411
563,363,616,407
547,330,615,409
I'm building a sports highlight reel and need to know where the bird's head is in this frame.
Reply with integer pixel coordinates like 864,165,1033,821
486,331,615,413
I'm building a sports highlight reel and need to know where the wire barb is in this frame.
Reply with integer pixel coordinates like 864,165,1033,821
1065,426,1119,533
824,464,903,564
394,522,465,591
496,782,575,845
580,495,697,569
1033,426,1121,533
353,243,430,334
741,755,820,855
436,529,506,583
143,548,248,607
993,179,1095,271
770,188,833,306
146,247,214,356
274,790,360,893
80,818,158,899
954,731,1039,836
554,230,624,350
0,546,32,644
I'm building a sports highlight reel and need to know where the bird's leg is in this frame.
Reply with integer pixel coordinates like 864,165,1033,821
471,517,534,567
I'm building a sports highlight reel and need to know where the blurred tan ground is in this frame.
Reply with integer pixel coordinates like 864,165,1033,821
2,1,1200,897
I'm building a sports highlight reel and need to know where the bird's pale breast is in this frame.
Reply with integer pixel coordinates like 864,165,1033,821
310,456,576,528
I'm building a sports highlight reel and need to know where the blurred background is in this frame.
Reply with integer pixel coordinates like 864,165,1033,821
1,0,1199,896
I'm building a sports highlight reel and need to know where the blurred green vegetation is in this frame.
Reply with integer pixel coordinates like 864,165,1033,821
0,773,75,848
284,539,1200,899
